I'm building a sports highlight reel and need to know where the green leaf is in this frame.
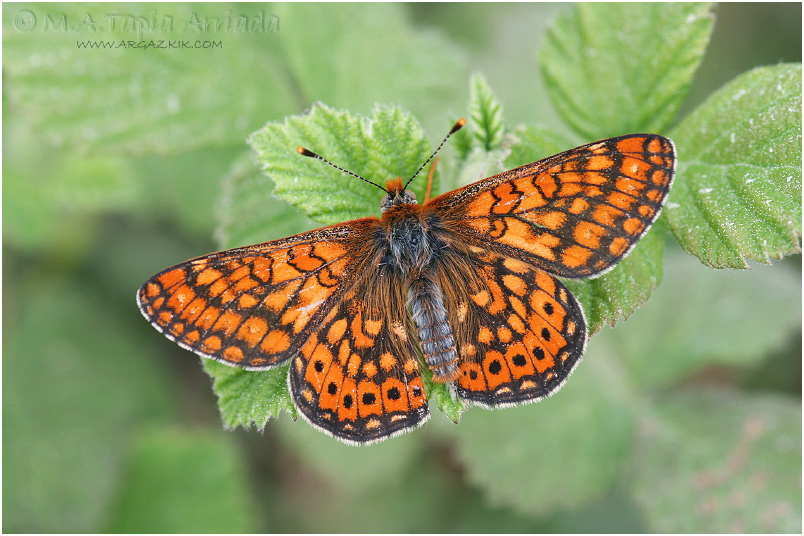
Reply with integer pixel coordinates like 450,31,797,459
446,76,514,191
468,73,506,151
448,349,634,515
630,391,801,533
419,357,466,423
106,426,258,532
203,361,295,430
248,103,435,225
215,151,316,249
666,63,803,268
566,224,666,335
605,252,802,390
504,124,578,169
541,3,714,138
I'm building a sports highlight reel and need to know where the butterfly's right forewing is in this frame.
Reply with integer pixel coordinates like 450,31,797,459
431,134,675,278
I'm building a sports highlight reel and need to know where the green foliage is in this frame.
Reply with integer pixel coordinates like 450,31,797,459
666,63,803,268
3,2,801,534
1,3,464,155
2,4,292,155
106,426,259,532
452,74,513,190
630,391,801,533
469,72,506,151
213,15,800,531
248,103,436,224
541,2,714,138
204,361,295,430
419,353,466,423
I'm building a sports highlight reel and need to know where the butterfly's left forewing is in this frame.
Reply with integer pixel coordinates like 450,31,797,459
137,219,378,370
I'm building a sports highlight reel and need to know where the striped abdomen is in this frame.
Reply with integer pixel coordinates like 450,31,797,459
408,277,458,382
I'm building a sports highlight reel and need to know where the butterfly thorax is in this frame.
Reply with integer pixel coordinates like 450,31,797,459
382,205,431,272
379,181,460,383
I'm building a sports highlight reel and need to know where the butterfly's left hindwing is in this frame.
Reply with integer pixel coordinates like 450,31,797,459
289,261,430,444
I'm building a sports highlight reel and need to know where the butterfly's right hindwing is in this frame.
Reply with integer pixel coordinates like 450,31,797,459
431,244,587,407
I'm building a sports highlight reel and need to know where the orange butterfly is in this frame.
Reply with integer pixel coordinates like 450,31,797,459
138,119,675,444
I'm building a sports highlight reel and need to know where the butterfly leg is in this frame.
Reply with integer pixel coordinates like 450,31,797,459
424,157,439,203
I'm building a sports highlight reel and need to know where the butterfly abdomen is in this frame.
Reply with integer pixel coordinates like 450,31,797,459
407,277,459,382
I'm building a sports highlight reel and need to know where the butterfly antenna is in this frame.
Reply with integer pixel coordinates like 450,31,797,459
403,118,466,191
297,147,388,193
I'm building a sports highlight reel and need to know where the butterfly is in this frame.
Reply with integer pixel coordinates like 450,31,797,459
137,119,675,445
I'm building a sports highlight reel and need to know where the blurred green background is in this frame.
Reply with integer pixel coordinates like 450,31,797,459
3,2,801,533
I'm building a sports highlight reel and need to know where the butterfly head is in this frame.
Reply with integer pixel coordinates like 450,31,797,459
381,178,417,212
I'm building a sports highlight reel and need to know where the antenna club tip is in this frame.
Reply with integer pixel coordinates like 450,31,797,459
451,118,467,133
297,147,317,157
